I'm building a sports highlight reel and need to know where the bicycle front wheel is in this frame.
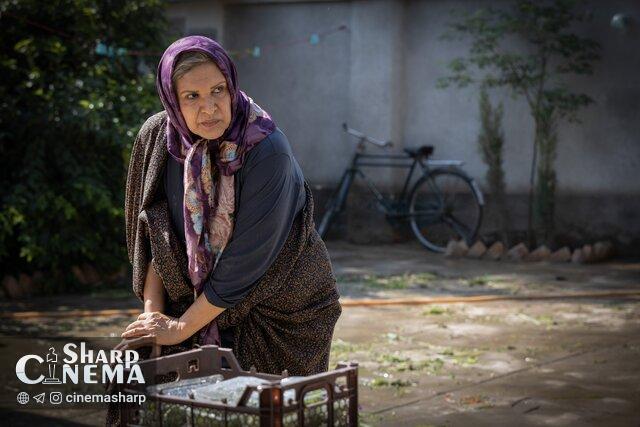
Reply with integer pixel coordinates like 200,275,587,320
408,169,483,252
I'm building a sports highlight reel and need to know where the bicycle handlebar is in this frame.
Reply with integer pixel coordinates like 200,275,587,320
342,122,394,148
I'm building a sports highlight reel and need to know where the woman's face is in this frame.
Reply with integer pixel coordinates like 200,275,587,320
175,62,232,140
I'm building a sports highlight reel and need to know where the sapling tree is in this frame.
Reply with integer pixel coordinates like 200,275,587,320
438,0,600,246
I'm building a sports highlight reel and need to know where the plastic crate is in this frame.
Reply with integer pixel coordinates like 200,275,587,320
118,345,358,426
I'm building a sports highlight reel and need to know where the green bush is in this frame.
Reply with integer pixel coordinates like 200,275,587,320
0,0,168,292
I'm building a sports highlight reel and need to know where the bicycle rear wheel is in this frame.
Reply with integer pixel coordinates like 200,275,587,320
408,169,483,252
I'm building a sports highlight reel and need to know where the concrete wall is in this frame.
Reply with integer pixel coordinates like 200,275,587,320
405,0,640,195
223,1,353,185
166,0,225,41
165,0,640,253
401,0,640,252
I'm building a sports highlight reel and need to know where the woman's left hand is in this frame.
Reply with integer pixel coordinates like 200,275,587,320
121,312,187,346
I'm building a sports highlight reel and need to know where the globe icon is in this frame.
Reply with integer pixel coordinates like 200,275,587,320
17,392,29,405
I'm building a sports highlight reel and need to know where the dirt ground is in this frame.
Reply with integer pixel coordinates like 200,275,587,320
329,242,640,426
331,300,640,426
1,241,639,426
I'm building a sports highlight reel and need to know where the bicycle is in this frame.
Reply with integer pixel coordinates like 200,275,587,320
316,123,485,252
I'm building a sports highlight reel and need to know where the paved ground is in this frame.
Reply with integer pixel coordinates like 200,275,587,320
328,241,640,426
1,241,639,426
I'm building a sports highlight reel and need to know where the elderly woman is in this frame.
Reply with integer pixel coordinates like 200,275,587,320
120,36,341,375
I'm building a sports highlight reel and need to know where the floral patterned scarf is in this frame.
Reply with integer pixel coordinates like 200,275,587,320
156,36,275,344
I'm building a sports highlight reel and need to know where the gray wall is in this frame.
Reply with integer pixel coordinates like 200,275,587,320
166,0,225,40
166,0,640,251
403,0,640,250
405,0,640,195
224,1,353,185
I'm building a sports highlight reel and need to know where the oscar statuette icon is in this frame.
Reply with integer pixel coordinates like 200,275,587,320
42,347,62,384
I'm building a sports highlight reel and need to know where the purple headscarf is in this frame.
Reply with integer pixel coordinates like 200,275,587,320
156,36,275,344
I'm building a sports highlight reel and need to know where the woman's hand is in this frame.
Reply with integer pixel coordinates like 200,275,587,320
120,293,225,348
121,312,187,346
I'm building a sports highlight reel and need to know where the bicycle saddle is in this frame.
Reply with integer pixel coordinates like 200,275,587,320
404,145,434,158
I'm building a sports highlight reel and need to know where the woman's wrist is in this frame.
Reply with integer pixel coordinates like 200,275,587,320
175,317,190,341
178,293,225,339
176,312,198,339
144,298,164,313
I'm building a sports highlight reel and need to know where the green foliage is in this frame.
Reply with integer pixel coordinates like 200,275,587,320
477,90,505,195
0,0,168,289
360,272,438,290
439,0,600,119
478,87,510,244
534,107,558,243
439,0,600,245
423,306,448,315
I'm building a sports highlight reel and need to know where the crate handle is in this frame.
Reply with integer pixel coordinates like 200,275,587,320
301,384,330,408
187,358,199,373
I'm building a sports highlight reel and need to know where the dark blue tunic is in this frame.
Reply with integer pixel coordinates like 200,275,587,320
163,128,306,309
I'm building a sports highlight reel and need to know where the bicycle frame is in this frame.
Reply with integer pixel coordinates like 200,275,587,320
330,150,465,218
319,124,484,249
